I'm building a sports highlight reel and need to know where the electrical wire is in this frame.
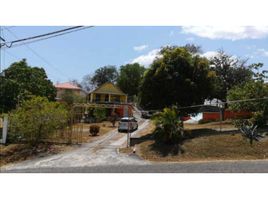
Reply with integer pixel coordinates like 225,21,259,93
2,26,93,48
3,27,71,81
177,97,268,110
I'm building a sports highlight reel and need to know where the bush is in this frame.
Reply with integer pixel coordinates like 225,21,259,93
9,96,68,146
109,112,117,127
152,107,184,145
89,125,100,136
93,108,106,122
227,80,268,128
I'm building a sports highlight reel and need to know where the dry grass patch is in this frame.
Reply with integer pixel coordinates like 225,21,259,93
122,120,268,162
138,133,268,162
74,121,118,143
184,121,235,130
0,143,72,167
119,147,134,154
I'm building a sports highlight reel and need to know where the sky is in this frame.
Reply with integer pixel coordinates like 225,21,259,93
1,26,268,84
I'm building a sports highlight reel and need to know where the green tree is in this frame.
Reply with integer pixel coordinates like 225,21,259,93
9,96,68,146
227,80,268,127
209,50,253,101
153,107,183,145
0,59,56,112
61,90,86,107
91,65,118,87
139,46,215,111
117,63,145,97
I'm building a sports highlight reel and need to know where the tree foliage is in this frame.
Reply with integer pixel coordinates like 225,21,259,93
9,96,68,146
117,63,145,97
183,43,202,54
91,65,118,87
93,108,107,122
61,90,86,107
0,59,56,112
209,50,253,101
139,46,215,110
81,74,95,92
153,107,183,144
227,80,268,127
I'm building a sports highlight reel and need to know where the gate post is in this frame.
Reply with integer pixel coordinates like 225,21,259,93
0,116,8,144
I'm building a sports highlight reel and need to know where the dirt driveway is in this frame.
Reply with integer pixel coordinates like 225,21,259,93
1,120,150,171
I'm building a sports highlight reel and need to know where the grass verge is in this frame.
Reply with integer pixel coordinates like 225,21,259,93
121,121,268,162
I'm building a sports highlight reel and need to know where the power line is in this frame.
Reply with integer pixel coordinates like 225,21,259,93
3,27,71,80
6,26,83,44
5,50,20,60
2,26,93,48
177,97,268,110
227,96,268,104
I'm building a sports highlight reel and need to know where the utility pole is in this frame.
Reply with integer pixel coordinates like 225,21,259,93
0,26,6,75
0,26,2,74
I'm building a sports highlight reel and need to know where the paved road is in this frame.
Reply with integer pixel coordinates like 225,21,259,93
3,160,268,173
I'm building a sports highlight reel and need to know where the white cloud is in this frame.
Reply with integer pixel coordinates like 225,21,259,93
200,51,218,59
181,26,268,40
257,49,268,57
133,44,148,51
131,49,161,66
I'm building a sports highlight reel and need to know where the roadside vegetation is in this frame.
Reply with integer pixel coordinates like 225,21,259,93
9,96,68,146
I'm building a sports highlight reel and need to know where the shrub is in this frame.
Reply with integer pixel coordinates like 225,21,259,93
152,107,184,145
89,125,100,136
227,80,268,128
93,108,106,122
9,96,68,146
109,112,117,127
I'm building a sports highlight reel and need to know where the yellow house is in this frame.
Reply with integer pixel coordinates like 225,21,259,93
89,82,128,104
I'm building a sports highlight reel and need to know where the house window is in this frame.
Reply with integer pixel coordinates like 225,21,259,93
95,94,100,102
115,95,120,103
105,94,109,102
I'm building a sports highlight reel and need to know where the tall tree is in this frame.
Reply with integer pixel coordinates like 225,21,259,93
81,74,94,92
183,43,202,54
0,59,56,112
117,63,145,97
227,80,268,127
91,65,118,87
139,46,215,111
209,50,253,101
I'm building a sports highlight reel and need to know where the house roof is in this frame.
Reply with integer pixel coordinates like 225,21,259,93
55,82,81,90
89,82,126,96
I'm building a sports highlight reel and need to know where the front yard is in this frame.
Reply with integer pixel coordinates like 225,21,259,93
0,121,117,167
120,121,268,162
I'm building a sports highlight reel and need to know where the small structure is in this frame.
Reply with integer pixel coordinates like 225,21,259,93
55,82,87,101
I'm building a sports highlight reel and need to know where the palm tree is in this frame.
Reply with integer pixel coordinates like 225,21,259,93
153,107,184,144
